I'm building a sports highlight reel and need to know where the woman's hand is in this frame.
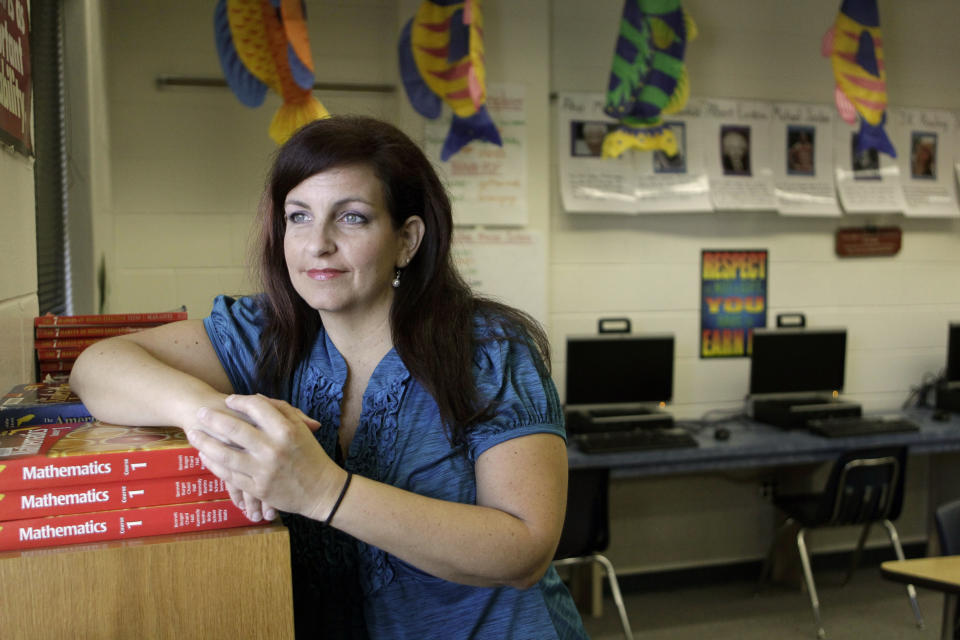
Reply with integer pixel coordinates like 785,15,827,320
188,394,345,522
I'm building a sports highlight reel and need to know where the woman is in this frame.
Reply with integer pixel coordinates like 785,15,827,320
71,116,587,639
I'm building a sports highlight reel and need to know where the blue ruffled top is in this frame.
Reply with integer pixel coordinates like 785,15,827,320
203,295,587,640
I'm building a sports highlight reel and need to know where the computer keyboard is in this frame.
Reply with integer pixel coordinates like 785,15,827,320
806,415,920,438
574,428,699,454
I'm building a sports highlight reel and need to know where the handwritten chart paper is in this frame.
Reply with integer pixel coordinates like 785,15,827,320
426,83,527,226
452,229,546,325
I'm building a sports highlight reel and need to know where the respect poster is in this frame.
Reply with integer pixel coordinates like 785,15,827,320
700,250,768,358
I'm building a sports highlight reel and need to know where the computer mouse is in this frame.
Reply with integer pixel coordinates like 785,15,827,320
714,427,731,441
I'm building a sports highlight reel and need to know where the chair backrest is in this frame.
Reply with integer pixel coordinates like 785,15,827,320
554,467,610,560
817,447,907,526
935,498,960,556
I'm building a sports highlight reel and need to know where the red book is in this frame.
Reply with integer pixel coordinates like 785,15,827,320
0,422,206,491
35,326,148,339
38,360,74,374
36,348,84,362
35,311,187,327
0,473,229,520
0,499,257,551
33,338,102,350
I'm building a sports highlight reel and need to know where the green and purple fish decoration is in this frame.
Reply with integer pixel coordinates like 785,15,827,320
602,0,697,159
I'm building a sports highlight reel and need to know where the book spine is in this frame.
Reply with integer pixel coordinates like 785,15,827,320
0,447,207,491
35,312,188,327
38,361,75,374
0,407,93,430
34,326,148,339
0,473,229,520
36,348,84,362
33,338,102,350
0,499,254,551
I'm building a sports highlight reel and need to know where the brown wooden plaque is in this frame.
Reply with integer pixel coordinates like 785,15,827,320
835,226,902,257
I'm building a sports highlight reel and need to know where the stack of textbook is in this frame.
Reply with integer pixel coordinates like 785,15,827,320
0,421,256,551
34,310,188,379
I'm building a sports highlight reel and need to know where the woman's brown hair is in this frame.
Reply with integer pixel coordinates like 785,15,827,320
254,115,550,449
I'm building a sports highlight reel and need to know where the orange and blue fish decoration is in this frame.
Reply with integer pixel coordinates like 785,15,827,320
214,0,329,144
822,0,895,157
398,0,501,161
601,0,697,159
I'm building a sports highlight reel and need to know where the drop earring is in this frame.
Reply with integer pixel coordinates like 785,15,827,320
392,270,401,288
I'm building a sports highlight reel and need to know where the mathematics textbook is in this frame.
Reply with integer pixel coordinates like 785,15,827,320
0,499,252,551
0,473,229,520
0,422,205,491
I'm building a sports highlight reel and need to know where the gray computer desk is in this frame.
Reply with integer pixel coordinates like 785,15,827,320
566,408,960,478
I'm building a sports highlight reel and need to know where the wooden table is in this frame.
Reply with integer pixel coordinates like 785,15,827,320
0,524,294,639
881,556,960,639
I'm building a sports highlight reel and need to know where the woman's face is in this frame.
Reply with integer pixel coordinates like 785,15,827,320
283,164,422,322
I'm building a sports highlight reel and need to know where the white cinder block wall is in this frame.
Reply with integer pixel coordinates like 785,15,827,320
73,0,960,574
549,0,960,573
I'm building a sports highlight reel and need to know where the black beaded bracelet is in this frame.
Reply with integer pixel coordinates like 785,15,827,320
324,471,353,527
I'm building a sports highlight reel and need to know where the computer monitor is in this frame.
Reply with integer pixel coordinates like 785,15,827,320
947,323,960,383
565,333,674,405
750,328,846,395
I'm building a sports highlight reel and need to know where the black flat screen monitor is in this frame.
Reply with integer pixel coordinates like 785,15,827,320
947,323,960,383
750,328,846,395
565,334,674,405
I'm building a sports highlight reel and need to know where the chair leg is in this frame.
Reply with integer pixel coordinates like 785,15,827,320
881,519,925,629
757,517,795,593
593,553,634,640
843,522,873,586
796,528,826,639
942,593,958,640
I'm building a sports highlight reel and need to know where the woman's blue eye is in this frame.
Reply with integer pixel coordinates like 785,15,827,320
286,211,309,223
341,212,367,224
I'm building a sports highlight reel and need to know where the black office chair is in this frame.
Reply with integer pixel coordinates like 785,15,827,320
935,498,960,639
758,447,924,638
553,467,633,640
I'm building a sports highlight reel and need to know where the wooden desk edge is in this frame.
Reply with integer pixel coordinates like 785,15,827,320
880,557,960,595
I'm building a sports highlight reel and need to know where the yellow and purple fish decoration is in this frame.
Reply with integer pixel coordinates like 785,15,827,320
822,0,895,157
214,0,329,145
601,0,697,159
398,0,501,161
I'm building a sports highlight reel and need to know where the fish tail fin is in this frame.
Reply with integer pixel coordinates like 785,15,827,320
856,115,897,158
441,106,502,161
269,95,330,145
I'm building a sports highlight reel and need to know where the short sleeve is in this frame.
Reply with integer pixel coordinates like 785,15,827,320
466,334,565,463
202,295,264,396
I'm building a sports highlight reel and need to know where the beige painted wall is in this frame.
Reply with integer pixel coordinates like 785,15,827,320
0,147,39,392
69,0,960,575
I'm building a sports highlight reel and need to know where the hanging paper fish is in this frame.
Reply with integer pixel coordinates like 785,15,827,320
822,0,895,158
398,0,501,161
601,0,697,159
214,0,329,145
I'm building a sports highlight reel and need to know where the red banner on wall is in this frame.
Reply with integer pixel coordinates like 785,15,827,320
0,0,31,155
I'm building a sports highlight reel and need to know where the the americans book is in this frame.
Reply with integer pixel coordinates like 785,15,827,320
0,473,229,520
0,382,93,429
0,422,206,491
0,498,255,551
